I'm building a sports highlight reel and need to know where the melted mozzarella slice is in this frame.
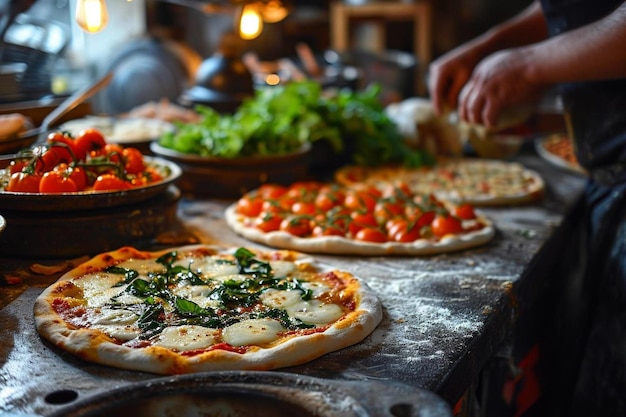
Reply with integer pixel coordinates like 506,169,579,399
221,319,285,347
268,260,297,278
175,257,240,279
172,284,221,309
286,300,344,325
92,308,138,325
93,324,141,341
301,281,331,298
259,289,303,309
153,325,218,351
116,258,166,277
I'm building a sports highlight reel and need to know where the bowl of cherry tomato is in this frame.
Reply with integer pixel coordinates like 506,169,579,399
0,128,182,211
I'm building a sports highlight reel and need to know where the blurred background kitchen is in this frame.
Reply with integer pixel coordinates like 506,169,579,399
0,0,531,117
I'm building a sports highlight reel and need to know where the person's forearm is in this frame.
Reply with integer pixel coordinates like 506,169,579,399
464,1,548,57
526,2,626,84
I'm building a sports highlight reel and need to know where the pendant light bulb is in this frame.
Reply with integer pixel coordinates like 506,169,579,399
75,0,109,33
238,3,263,40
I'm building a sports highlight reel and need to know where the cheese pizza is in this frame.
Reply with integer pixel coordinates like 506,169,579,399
225,181,495,256
335,158,545,206
34,245,382,375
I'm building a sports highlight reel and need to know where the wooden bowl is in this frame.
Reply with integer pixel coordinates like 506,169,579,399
150,142,312,198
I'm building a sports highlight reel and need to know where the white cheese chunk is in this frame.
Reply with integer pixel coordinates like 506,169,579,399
286,300,344,325
221,319,284,347
153,325,218,351
259,289,304,309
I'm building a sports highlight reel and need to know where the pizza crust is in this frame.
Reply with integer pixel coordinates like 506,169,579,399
224,204,496,256
34,245,382,375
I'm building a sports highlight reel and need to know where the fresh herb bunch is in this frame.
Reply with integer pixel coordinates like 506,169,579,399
158,80,433,167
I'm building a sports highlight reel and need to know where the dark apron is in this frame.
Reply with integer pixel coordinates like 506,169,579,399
494,1,626,416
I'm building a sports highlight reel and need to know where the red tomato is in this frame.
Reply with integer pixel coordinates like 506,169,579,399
47,132,78,162
312,223,346,237
454,204,476,220
344,190,377,212
34,148,61,174
100,144,125,162
391,221,422,242
415,211,437,228
291,201,317,216
431,214,463,237
122,147,145,174
54,164,89,191
261,199,290,214
348,211,379,236
374,200,405,224
8,159,29,175
6,171,42,193
355,227,387,243
93,174,132,191
236,196,264,217
74,128,106,157
254,212,283,233
279,216,312,237
256,184,287,200
314,190,344,212
39,170,78,193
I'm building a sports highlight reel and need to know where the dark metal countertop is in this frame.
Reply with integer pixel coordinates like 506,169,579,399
0,150,587,416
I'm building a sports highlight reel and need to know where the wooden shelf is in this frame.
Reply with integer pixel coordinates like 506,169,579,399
329,1,432,95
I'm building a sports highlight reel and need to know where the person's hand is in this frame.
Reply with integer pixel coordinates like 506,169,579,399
428,44,484,116
457,47,547,128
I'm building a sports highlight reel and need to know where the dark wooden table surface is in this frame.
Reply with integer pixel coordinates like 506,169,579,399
0,147,587,416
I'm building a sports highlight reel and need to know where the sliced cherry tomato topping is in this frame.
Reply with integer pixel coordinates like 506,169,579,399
256,184,287,200
254,212,283,233
431,214,463,237
291,201,317,216
236,196,264,217
355,227,387,243
454,203,476,220
279,216,312,237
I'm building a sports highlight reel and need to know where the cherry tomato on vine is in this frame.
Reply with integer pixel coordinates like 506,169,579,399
122,147,145,174
39,170,78,193
74,128,106,158
8,159,29,174
54,163,88,191
46,132,77,163
6,171,42,193
93,174,132,191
